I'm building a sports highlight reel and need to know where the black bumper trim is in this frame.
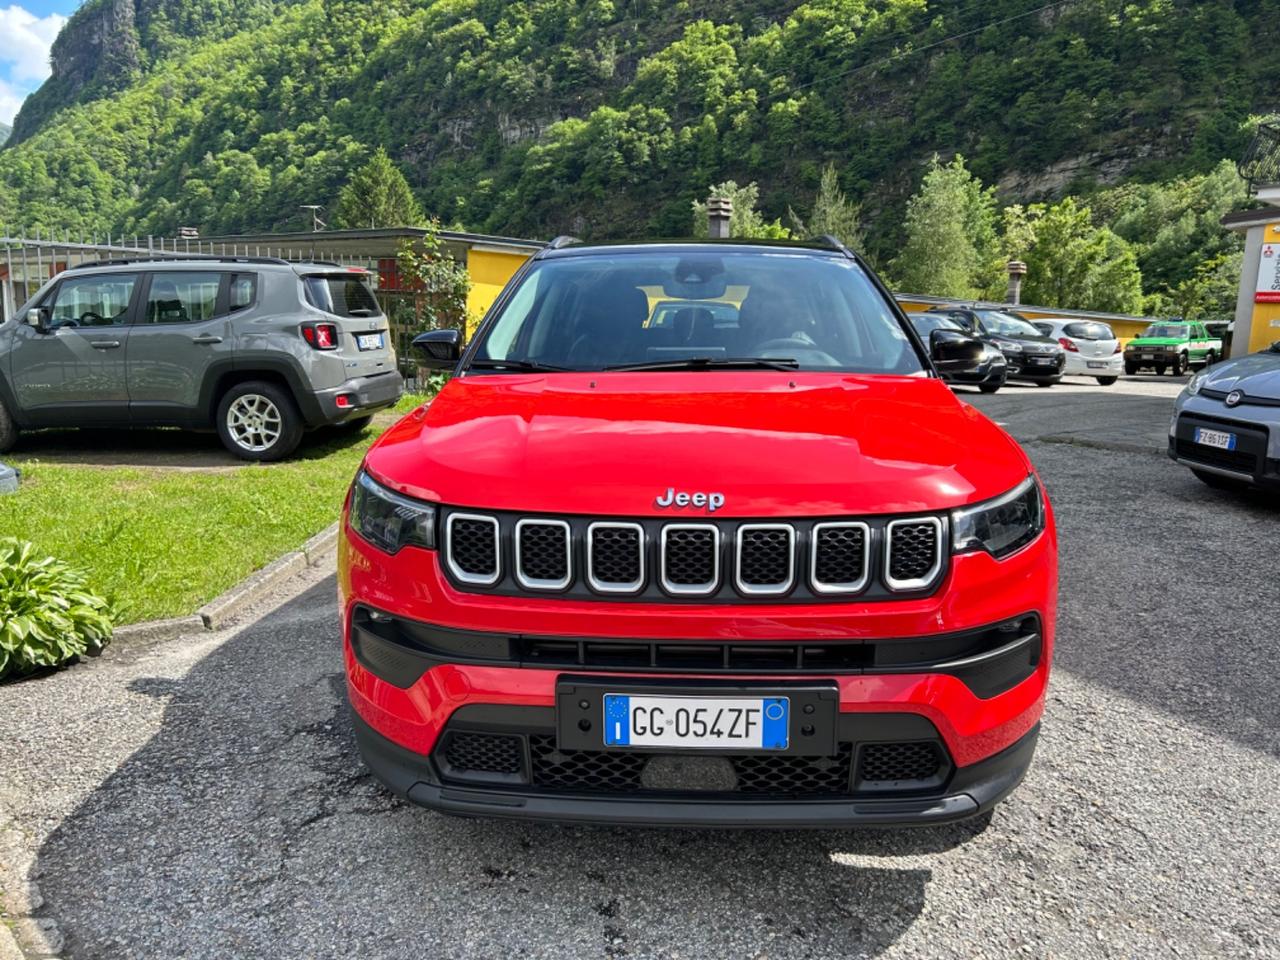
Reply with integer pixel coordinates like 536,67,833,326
350,709,1038,828
311,372,402,425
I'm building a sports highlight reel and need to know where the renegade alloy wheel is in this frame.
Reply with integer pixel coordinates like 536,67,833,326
216,380,304,462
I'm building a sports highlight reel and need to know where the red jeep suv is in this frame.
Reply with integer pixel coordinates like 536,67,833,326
339,239,1056,827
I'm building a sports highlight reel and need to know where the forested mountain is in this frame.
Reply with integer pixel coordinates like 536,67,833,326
0,0,1274,302
0,124,10,146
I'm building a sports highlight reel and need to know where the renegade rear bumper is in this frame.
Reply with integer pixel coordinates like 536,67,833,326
352,709,1039,827
312,371,403,425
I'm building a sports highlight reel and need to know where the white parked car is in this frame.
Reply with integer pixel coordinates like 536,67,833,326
1032,319,1123,385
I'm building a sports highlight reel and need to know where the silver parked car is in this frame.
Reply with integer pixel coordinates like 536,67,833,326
1169,343,1280,490
1032,319,1123,385
0,256,402,460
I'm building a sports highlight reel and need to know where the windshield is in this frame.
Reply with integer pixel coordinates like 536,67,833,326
908,312,963,336
976,310,1044,338
470,251,924,374
1142,324,1188,339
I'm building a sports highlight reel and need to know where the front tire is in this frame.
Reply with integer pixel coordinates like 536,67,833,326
1035,380,1054,388
1096,376,1118,386
978,383,1001,394
1170,353,1186,376
216,381,304,462
1155,364,1167,376
1124,361,1137,375
0,397,17,454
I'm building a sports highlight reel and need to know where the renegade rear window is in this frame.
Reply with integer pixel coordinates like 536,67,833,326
303,274,381,318
471,251,923,374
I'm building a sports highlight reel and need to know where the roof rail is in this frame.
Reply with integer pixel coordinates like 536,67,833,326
808,234,857,258
546,235,581,250
68,254,293,270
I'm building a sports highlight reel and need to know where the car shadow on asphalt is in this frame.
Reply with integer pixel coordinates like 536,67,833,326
31,578,991,959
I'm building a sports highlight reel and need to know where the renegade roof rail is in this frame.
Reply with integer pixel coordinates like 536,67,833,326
68,254,295,270
535,236,582,258
806,234,859,259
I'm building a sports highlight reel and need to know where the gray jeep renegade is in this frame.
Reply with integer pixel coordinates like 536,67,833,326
0,256,402,461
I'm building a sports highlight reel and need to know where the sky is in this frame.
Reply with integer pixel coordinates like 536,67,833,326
0,2,80,126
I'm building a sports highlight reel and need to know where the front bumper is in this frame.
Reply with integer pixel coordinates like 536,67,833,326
1005,353,1065,381
1168,402,1280,488
312,371,403,425
352,707,1040,827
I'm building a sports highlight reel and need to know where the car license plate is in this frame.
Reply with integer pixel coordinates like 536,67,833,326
1032,356,1055,365
1195,427,1236,451
356,333,384,351
603,694,789,750
1141,353,1154,360
1087,360,1108,369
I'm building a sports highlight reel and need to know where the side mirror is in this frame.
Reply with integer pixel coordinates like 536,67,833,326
25,307,51,334
411,329,463,369
929,328,984,371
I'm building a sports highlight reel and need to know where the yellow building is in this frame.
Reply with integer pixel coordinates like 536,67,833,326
1221,209,1280,356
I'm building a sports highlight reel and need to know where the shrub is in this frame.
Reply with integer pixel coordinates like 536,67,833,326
0,538,118,680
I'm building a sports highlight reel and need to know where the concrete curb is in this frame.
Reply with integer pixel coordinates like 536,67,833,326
109,521,341,644
0,820,59,960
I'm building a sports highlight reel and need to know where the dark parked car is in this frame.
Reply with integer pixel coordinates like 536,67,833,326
908,312,1007,393
927,307,1066,386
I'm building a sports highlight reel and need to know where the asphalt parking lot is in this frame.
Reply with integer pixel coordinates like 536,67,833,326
2,375,1278,959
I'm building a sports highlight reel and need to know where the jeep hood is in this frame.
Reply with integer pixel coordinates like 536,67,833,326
1199,350,1280,400
365,373,1032,517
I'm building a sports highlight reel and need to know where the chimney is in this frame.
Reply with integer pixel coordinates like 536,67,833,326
1006,260,1028,305
707,196,733,239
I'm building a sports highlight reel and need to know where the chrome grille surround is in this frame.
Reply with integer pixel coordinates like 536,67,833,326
514,518,572,591
809,521,871,595
733,523,795,596
444,512,501,586
883,517,944,592
659,523,721,597
586,521,646,594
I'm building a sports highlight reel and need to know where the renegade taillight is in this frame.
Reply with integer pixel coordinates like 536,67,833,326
1057,337,1079,352
301,322,339,350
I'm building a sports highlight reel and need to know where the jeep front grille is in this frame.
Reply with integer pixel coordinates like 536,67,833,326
440,508,948,602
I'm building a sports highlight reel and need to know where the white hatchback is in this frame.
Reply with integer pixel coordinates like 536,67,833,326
1033,319,1123,385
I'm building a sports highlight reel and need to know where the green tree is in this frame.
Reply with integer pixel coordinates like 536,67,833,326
691,180,790,239
891,155,996,298
788,163,864,251
395,218,472,331
333,146,423,229
1019,198,1144,313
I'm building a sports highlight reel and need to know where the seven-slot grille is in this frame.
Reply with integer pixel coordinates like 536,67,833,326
442,510,947,601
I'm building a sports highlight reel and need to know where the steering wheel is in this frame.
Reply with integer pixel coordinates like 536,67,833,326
77,311,104,327
753,337,840,367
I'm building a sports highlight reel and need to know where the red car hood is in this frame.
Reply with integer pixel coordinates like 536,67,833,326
365,373,1031,517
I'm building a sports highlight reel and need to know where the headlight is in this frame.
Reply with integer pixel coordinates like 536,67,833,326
952,476,1045,559
1186,370,1209,396
349,470,437,554
996,339,1023,353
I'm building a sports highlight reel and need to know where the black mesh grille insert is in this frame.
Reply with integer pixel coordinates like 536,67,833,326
450,518,498,578
1174,438,1259,474
858,741,942,783
813,525,866,586
663,527,717,587
443,732,523,774
590,526,642,587
733,745,853,795
530,736,647,791
888,522,938,583
529,736,857,796
738,527,792,588
518,522,568,584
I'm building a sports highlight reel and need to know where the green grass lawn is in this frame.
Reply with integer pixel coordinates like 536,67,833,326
0,430,377,624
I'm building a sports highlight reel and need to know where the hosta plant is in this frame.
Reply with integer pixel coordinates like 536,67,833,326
0,538,118,680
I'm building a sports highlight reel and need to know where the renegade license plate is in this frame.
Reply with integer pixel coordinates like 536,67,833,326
357,333,384,351
1195,427,1237,451
603,694,789,750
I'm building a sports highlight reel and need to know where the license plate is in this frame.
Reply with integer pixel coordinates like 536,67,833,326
1032,356,1055,365
1087,361,1108,369
357,333,384,351
1195,428,1236,451
1141,353,1154,360
603,694,789,750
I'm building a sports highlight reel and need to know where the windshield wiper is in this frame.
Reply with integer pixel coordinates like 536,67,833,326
468,358,574,372
604,357,800,372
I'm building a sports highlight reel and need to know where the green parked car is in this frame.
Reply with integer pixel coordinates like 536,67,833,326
1123,321,1222,376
